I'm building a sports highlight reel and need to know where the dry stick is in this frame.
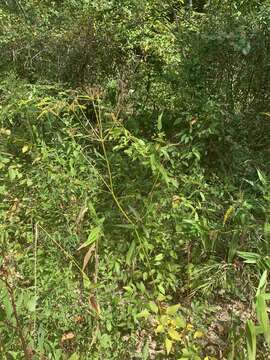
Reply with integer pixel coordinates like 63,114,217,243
187,241,192,305
94,239,99,284
94,101,133,224
33,223,38,346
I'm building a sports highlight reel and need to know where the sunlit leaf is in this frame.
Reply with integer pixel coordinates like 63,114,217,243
157,113,163,131
77,225,102,251
166,304,180,315
223,206,234,226
165,337,173,354
22,145,29,153
246,320,256,360
155,324,165,333
68,353,79,360
168,328,182,341
175,315,186,328
194,330,204,338
148,301,158,314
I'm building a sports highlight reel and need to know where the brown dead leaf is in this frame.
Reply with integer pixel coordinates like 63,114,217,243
190,117,198,128
8,198,20,219
75,205,88,233
89,294,101,315
74,315,83,323
61,332,75,343
82,244,95,271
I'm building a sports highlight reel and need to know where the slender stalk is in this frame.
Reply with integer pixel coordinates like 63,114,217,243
93,102,158,294
33,222,38,345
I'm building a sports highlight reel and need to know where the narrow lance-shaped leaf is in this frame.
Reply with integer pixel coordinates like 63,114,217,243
77,225,102,251
256,294,270,347
246,320,256,360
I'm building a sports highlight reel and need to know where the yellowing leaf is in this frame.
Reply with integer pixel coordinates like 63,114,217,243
160,314,169,325
186,323,193,331
165,337,173,354
172,195,181,208
166,304,180,315
223,206,234,226
168,328,182,341
22,145,29,153
155,324,165,334
0,128,11,136
194,330,204,339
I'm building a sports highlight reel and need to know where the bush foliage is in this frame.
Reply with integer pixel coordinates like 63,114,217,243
1,1,270,359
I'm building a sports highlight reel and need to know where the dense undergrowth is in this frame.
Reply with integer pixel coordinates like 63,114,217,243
1,1,270,359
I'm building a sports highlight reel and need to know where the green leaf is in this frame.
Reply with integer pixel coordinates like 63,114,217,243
148,301,158,314
8,167,17,181
166,304,180,315
158,283,165,295
77,225,102,250
246,320,256,360
264,223,270,238
126,240,136,265
27,296,36,312
68,353,79,360
256,294,270,347
257,169,267,186
175,315,186,329
256,270,268,296
154,254,163,262
123,285,134,293
155,324,165,333
137,282,146,293
142,341,149,360
157,113,163,131
83,273,92,290
237,251,260,264
137,309,150,319
157,293,166,301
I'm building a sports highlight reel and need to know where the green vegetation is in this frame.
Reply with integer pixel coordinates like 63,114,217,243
1,0,270,358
